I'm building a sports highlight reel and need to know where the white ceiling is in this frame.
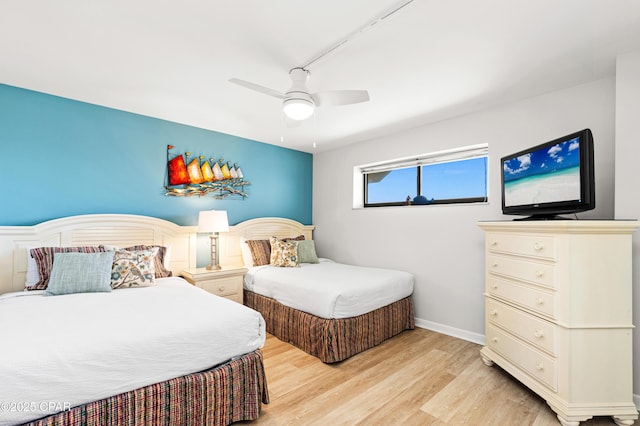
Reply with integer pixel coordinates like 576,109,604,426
2,1,640,153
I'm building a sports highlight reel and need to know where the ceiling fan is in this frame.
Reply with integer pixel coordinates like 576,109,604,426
229,67,370,121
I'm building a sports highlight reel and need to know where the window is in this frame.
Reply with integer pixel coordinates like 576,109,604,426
357,144,488,207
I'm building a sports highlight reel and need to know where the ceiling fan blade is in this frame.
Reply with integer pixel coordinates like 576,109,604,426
228,78,285,99
311,90,369,107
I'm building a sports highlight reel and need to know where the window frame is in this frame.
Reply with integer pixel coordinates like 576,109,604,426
358,144,489,208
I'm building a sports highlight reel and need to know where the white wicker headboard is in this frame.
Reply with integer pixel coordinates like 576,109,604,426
218,217,315,267
0,214,197,294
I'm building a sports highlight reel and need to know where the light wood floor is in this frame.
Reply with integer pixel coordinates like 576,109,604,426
245,328,624,425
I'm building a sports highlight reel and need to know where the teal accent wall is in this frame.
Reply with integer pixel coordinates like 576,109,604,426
0,84,312,227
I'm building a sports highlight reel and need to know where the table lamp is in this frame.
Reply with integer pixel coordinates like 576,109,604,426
197,210,229,270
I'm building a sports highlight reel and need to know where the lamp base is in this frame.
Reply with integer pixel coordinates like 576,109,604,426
206,232,221,271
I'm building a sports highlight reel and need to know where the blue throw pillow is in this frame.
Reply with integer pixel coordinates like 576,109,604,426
44,251,115,296
297,240,319,264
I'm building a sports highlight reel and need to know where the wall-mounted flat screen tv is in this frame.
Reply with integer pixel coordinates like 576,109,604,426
501,129,595,220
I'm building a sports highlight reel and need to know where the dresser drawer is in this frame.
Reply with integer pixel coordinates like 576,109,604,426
486,298,556,354
198,276,242,298
486,233,557,260
487,276,555,318
488,255,556,288
486,323,557,391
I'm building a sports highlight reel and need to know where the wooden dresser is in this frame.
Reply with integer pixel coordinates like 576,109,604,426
478,220,638,426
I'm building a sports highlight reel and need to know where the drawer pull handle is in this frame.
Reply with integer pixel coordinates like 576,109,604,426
492,262,498,268
491,284,498,290
490,309,498,316
534,330,544,338
490,240,498,246
218,286,225,292
535,270,544,277
536,298,545,305
536,363,544,371
491,337,498,343
533,242,544,251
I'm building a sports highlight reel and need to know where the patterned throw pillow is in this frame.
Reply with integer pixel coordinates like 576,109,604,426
245,239,271,266
110,248,158,289
125,245,173,278
269,237,299,267
245,235,306,267
28,246,106,291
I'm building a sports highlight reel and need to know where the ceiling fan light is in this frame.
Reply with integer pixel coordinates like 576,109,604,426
283,98,314,120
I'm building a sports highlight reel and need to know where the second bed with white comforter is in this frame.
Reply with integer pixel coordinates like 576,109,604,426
244,259,414,319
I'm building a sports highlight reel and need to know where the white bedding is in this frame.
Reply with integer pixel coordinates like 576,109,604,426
244,259,414,319
0,277,265,426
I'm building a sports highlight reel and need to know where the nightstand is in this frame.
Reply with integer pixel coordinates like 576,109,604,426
181,266,248,304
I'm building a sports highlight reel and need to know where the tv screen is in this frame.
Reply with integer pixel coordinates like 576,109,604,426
501,129,595,219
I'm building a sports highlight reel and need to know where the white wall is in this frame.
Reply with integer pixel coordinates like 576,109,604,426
313,77,616,344
614,50,640,402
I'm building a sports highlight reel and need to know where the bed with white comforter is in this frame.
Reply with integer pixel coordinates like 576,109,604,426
244,258,414,319
0,277,265,426
242,257,415,363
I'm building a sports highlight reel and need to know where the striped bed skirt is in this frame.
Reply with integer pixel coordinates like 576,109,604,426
24,349,269,426
244,290,415,363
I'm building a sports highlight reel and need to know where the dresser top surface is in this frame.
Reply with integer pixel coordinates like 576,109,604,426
478,220,638,234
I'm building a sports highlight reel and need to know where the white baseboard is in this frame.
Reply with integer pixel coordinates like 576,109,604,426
414,317,640,411
414,317,485,346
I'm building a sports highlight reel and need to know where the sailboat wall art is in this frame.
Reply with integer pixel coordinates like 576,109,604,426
165,145,250,199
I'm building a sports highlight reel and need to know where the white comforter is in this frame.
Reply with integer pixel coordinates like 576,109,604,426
0,277,265,426
244,259,414,319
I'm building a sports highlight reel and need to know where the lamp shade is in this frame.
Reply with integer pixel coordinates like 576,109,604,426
197,210,229,233
283,98,314,120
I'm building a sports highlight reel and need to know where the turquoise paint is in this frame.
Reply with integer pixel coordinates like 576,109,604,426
0,84,312,228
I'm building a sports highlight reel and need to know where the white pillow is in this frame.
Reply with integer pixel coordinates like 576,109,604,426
239,237,254,268
25,248,40,287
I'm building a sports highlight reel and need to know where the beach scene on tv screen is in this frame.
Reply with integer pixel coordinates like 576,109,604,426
503,137,581,207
